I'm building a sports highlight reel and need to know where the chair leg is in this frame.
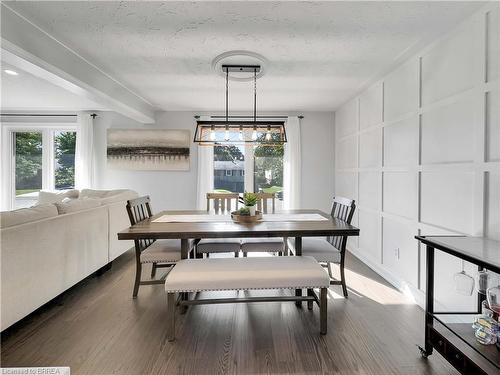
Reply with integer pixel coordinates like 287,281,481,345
307,289,314,310
340,261,348,298
151,263,157,278
133,261,142,298
320,288,327,335
167,292,176,342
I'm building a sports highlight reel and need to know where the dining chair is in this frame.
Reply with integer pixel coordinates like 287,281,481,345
126,196,183,298
196,193,241,257
240,192,286,257
287,196,356,297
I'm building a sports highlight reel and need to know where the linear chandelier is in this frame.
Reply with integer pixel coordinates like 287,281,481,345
193,65,287,145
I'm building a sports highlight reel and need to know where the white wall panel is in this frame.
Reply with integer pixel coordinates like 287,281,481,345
359,171,381,211
487,6,500,82
359,128,382,168
359,83,383,130
421,25,478,105
336,136,357,169
383,172,417,219
421,94,477,164
382,218,418,287
335,171,357,200
358,210,380,262
486,172,500,241
383,116,419,167
486,89,500,162
384,60,418,121
420,171,475,233
335,99,358,138
335,5,499,309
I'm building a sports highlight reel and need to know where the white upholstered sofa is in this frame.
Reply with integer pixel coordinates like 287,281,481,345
0,189,138,331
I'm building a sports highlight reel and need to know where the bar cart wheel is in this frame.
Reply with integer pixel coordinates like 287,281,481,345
418,345,430,358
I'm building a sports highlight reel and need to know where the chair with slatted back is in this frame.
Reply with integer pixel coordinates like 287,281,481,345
287,196,356,297
240,192,285,257
196,193,241,257
126,196,182,298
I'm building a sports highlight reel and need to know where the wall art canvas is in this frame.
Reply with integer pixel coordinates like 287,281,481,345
107,129,190,170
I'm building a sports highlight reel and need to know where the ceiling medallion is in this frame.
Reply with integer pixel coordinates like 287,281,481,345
211,50,268,82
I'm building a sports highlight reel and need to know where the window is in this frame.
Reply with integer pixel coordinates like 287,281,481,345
213,134,284,209
3,126,76,209
214,142,245,193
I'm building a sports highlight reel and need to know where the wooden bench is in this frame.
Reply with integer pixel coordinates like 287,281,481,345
164,256,330,341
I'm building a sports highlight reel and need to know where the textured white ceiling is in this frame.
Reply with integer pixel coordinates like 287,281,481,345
1,64,107,111
4,1,483,112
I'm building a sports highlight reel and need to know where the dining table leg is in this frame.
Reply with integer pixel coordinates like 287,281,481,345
180,239,189,314
295,236,302,307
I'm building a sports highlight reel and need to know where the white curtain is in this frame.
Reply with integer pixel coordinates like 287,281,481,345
196,116,214,209
75,112,95,189
283,116,301,209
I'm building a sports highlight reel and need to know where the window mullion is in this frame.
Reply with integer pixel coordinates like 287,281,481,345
42,129,55,190
244,145,254,192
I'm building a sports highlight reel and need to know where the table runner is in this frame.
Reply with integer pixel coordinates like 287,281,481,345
152,213,328,223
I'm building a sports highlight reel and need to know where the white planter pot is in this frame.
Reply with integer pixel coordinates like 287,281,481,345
247,206,256,216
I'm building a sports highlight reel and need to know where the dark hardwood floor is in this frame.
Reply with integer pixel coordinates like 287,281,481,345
1,250,457,375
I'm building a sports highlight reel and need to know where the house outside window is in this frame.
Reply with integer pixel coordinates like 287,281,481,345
213,132,284,209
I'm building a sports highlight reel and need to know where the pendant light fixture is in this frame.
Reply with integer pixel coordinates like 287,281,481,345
193,65,287,145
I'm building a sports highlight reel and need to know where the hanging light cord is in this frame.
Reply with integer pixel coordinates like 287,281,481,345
225,67,229,122
254,68,257,122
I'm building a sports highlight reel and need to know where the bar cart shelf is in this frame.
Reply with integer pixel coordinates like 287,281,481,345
415,236,500,375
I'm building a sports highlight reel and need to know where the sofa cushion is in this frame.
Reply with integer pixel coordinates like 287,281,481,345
99,190,138,205
0,204,59,228
37,189,79,205
55,198,102,214
80,189,131,199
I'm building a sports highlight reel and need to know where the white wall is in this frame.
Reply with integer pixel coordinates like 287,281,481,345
93,111,334,212
334,3,500,310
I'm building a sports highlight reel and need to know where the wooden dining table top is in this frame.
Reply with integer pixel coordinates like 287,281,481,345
117,209,360,240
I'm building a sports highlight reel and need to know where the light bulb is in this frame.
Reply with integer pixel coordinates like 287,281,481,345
265,131,272,141
209,129,216,141
224,130,230,141
239,129,244,141
252,128,257,141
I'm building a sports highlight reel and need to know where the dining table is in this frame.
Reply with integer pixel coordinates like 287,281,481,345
117,208,360,258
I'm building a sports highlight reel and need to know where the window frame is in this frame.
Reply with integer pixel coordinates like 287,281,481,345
1,123,77,210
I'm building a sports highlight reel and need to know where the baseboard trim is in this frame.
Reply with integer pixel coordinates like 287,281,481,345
347,247,427,308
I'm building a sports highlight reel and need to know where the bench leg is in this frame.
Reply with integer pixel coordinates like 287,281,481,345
307,289,314,310
167,292,176,341
295,288,302,307
320,288,327,335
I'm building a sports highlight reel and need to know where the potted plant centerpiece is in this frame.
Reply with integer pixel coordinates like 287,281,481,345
240,192,258,216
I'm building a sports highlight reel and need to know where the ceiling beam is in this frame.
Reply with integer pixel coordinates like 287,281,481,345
1,4,155,123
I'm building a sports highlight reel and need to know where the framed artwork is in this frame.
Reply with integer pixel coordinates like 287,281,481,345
107,129,190,171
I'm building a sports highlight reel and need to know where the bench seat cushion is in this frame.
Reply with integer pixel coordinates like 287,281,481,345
197,238,241,253
288,238,341,263
165,256,329,292
141,239,181,263
240,237,284,253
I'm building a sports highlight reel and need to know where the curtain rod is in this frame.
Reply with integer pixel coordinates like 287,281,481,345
0,113,78,117
194,115,303,119
1,113,98,118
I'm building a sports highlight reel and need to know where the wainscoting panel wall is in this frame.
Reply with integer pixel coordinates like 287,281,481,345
334,3,500,310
